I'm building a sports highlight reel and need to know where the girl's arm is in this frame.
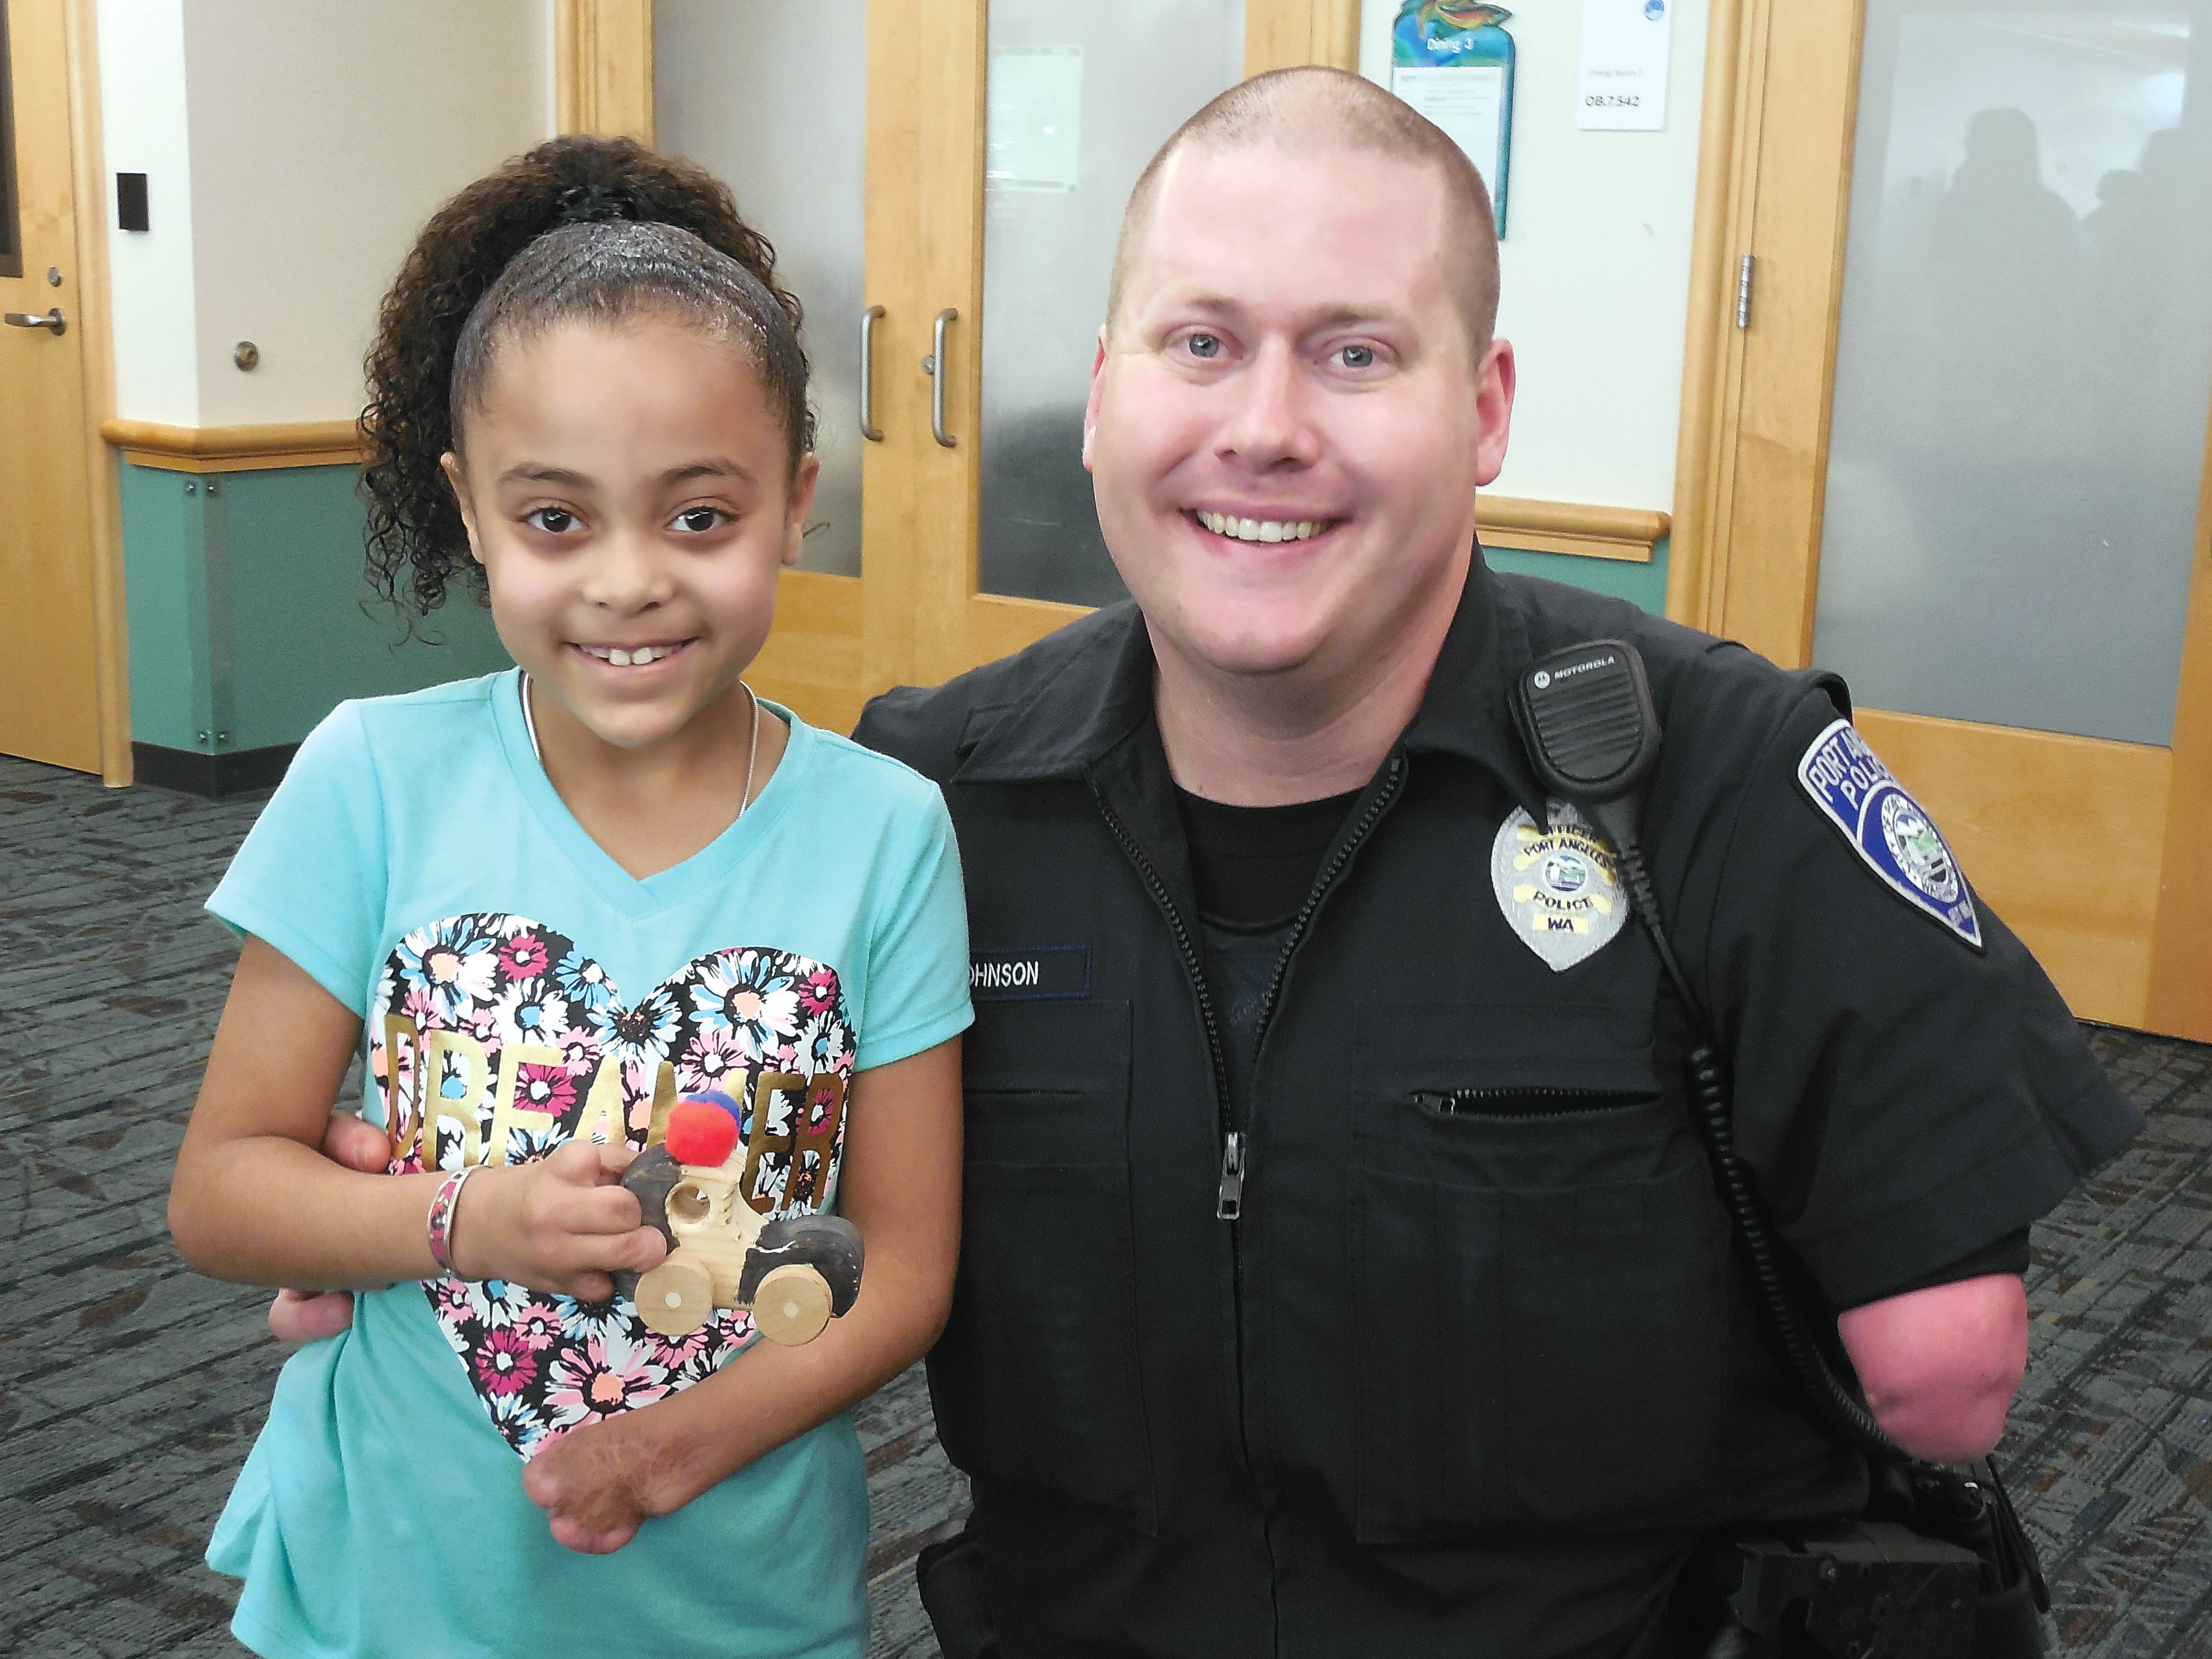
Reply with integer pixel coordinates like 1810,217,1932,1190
521,1035,963,1553
170,936,666,1298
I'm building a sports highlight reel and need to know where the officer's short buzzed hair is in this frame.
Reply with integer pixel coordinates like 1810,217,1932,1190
1107,66,1501,355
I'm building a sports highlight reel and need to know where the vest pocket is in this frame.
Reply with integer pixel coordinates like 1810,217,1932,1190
927,1000,1157,1531
1347,1002,1732,1541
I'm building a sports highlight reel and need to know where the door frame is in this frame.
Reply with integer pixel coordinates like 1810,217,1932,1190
25,0,129,783
1665,0,2212,1039
648,0,1677,723
902,0,1361,689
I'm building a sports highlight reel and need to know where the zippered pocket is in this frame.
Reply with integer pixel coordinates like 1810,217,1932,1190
1344,998,1730,1540
1412,1086,1655,1120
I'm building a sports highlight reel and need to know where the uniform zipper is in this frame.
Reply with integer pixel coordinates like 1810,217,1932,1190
1087,781,1239,1213
1092,756,1404,1655
1090,777,1267,1503
1093,752,1408,1222
1248,753,1409,1072
1413,1085,1654,1119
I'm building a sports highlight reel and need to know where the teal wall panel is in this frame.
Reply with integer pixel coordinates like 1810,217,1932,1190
211,466,511,751
120,461,512,756
1486,537,1671,615
120,464,214,751
121,458,1671,761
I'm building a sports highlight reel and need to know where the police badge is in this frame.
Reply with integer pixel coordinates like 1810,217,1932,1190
1490,801,1630,970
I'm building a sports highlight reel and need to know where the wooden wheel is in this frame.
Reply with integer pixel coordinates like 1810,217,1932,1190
749,1263,833,1346
635,1249,715,1337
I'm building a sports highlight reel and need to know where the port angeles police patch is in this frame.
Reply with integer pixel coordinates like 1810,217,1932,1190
1795,718,1982,950
1491,803,1629,971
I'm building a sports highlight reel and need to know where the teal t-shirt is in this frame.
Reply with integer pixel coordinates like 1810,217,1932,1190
203,671,972,1659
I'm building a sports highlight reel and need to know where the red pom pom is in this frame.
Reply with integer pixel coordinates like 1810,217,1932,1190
665,1098,740,1167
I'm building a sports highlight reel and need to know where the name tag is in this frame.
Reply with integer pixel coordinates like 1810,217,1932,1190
970,946,1090,1002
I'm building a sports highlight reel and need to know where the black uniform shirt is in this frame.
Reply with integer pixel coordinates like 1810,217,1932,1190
1178,785,2034,1305
857,550,2140,1659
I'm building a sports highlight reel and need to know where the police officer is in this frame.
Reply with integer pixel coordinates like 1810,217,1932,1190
857,68,2140,1659
280,67,2139,1659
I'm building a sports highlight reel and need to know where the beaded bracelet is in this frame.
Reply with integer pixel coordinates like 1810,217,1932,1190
426,1165,480,1276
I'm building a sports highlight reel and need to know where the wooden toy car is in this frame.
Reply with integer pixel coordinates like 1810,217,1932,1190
614,1098,864,1346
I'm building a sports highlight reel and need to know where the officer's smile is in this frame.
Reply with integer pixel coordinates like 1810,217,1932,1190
1189,509,1341,544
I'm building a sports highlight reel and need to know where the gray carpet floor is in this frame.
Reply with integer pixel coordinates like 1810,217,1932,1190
1,752,2204,1658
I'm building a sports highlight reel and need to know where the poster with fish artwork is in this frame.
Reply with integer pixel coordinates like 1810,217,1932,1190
1390,3,1515,236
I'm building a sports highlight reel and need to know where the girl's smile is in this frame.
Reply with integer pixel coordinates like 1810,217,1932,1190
573,638,694,668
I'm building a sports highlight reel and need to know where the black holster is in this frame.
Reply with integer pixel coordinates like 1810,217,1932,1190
1686,1459,2051,1659
916,1525,1001,1659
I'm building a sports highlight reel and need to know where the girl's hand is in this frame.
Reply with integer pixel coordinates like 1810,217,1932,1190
173,939,665,1299
521,1411,682,1554
449,1141,668,1301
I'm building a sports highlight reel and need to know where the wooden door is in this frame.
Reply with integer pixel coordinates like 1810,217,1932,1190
0,0,108,773
657,0,1357,719
905,0,1358,687
1674,0,2212,1039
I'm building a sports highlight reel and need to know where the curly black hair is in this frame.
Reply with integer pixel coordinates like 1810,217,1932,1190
360,135,804,617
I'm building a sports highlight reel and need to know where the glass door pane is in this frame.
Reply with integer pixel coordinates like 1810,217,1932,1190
656,0,869,577
1812,4,2212,746
977,0,1245,606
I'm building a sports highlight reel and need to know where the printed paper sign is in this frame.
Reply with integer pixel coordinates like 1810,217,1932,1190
986,46,1083,192
1578,0,1671,132
1392,65,1508,204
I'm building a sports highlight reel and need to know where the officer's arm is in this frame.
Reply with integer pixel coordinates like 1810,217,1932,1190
1835,1272,2028,1463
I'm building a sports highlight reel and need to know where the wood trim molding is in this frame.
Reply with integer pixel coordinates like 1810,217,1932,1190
1666,0,1749,626
1479,495,1669,563
1245,0,1361,76
749,570,866,736
62,0,130,785
1672,0,1864,667
556,0,654,144
100,419,366,473
911,0,992,687
1310,0,1363,72
854,0,927,701
970,592,1091,666
2145,392,2212,1042
1856,709,2169,1030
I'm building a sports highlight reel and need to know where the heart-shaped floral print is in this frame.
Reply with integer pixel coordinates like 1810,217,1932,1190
368,913,854,1456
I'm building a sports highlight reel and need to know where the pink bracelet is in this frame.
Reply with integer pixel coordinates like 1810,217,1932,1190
426,1165,480,1276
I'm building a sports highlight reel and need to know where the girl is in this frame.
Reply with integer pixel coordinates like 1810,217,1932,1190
168,137,969,1659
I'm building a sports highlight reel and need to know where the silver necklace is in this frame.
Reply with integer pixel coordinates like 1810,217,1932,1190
520,673,761,822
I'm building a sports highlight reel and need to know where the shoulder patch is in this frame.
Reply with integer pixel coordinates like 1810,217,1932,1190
1491,803,1630,971
1794,718,1982,950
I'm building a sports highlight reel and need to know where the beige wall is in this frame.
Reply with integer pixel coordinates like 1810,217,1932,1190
98,0,556,427
98,0,199,426
1359,0,1708,516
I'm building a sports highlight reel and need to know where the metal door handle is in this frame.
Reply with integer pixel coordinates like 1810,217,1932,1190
859,304,885,442
4,308,66,335
922,308,958,448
